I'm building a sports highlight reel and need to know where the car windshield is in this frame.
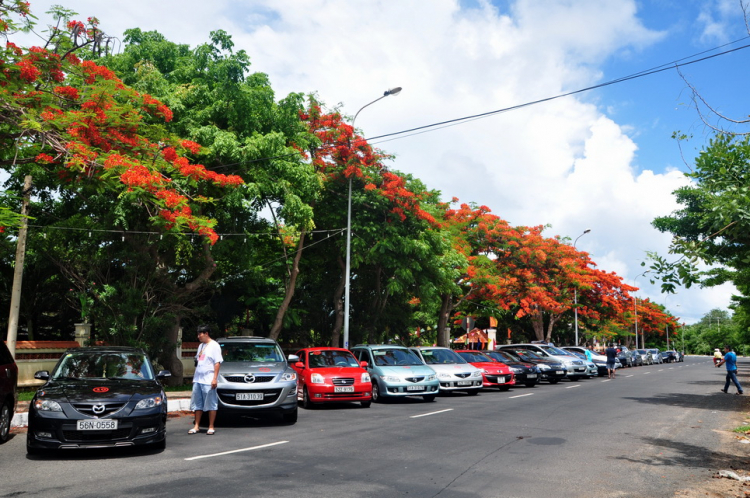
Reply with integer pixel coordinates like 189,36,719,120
419,349,467,365
221,343,284,363
307,350,359,368
636,349,647,354
486,351,515,363
505,349,542,361
52,352,155,381
371,348,424,366
543,345,574,356
457,351,493,363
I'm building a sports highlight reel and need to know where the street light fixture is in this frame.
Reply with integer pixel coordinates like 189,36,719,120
633,270,650,349
573,229,591,346
343,87,402,349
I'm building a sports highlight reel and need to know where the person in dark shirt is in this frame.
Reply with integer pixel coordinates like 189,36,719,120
605,344,618,379
716,345,743,395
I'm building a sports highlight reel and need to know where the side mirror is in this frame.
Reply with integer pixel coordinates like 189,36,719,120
295,361,305,369
287,354,299,363
34,370,50,380
157,370,172,379
360,361,369,368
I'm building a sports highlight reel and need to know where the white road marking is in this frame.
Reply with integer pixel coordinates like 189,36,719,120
410,408,454,419
185,440,289,461
625,375,633,378
643,372,651,375
601,379,611,382
508,393,534,399
565,385,581,389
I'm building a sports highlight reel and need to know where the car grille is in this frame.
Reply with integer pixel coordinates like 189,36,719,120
223,375,276,383
332,377,354,386
572,360,583,365
72,403,126,417
404,376,425,383
455,373,470,379
218,389,281,406
486,375,507,383
322,392,367,399
62,429,131,442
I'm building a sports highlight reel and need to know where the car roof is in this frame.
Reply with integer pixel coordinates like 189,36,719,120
352,344,409,350
218,336,278,344
298,347,351,352
64,346,145,354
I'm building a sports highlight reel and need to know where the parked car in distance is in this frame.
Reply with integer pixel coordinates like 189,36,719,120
635,349,653,365
661,350,677,363
561,346,620,377
351,345,439,402
499,343,587,381
480,350,540,387
409,347,483,395
0,341,18,444
648,348,663,364
454,350,515,390
495,347,567,384
561,350,597,377
26,346,169,454
291,347,372,408
617,347,635,368
216,336,299,424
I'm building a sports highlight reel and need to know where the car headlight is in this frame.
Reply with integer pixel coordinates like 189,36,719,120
34,399,63,412
471,371,482,378
310,373,325,384
427,374,437,381
281,371,297,382
135,396,164,410
361,373,371,383
511,367,522,373
437,373,452,379
380,375,400,382
537,364,550,370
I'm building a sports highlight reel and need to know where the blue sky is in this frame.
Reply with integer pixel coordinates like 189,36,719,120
17,0,750,326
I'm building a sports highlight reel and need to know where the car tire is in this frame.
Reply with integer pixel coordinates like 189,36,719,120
0,401,11,444
524,381,537,387
301,387,315,410
371,381,383,403
281,408,298,425
361,400,371,408
569,376,580,381
467,389,479,396
548,378,560,384
423,394,436,402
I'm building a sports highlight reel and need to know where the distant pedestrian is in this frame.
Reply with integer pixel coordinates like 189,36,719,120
605,344,618,379
716,344,743,395
189,324,223,434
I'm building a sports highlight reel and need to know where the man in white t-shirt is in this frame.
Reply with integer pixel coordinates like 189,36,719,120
189,324,223,435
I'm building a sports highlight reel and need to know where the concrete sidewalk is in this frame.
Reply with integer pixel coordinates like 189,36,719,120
11,391,193,428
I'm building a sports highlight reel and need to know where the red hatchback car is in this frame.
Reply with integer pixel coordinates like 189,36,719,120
455,350,515,390
292,348,372,408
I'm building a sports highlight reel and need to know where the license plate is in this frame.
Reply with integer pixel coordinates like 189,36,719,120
77,419,117,431
556,371,564,375
406,385,425,391
236,393,264,400
457,381,471,386
334,386,354,393
527,374,537,378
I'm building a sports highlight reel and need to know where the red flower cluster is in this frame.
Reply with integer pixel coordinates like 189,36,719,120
181,140,201,154
54,85,79,100
81,60,118,85
35,153,55,164
156,189,187,209
142,94,173,122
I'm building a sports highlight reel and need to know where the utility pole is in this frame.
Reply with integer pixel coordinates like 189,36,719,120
6,175,32,359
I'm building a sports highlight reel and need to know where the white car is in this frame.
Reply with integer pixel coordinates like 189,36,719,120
562,346,622,376
409,347,483,394
501,343,588,381
648,348,663,364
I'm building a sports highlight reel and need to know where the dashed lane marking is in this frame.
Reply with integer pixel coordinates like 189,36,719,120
410,408,454,419
185,440,289,461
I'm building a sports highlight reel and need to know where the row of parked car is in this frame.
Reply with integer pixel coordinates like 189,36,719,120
2,336,684,455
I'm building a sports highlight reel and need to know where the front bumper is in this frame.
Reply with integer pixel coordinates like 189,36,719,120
217,381,298,414
380,380,440,397
303,382,372,403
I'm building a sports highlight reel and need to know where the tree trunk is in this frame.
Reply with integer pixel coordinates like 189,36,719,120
331,256,346,347
531,312,545,341
545,314,561,343
436,293,453,347
269,231,306,340
162,316,184,387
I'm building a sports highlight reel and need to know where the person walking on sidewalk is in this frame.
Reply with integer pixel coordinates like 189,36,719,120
189,324,223,434
716,344,743,395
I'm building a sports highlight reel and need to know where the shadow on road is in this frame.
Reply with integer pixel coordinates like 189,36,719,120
614,435,750,471
622,392,749,413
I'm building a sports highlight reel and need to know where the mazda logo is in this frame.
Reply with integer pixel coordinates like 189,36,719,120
92,404,106,414
244,373,256,383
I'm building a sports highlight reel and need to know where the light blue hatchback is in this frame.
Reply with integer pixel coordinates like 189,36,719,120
351,345,439,403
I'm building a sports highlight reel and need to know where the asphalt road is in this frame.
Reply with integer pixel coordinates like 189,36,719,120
1,356,746,498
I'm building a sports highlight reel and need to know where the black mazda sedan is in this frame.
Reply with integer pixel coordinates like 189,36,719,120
27,347,170,455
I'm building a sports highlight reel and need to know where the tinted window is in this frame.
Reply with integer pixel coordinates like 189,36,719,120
0,342,13,365
419,348,467,365
220,343,283,362
53,352,155,380
371,348,423,366
457,351,492,362
307,350,359,368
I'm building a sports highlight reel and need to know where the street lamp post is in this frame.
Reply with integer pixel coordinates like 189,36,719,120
343,87,402,349
573,229,591,346
633,270,650,350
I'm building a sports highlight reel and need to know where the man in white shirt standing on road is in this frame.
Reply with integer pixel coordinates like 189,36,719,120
189,324,223,435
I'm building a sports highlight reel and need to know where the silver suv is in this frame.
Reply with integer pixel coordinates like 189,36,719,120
216,336,299,424
500,343,587,381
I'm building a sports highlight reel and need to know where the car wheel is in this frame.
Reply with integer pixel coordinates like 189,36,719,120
548,378,560,384
361,400,371,408
301,387,315,410
0,401,11,444
281,408,298,425
467,389,479,396
524,381,537,387
569,376,580,381
423,394,436,402
371,381,382,403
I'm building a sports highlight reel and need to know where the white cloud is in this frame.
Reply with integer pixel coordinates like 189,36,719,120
17,0,737,324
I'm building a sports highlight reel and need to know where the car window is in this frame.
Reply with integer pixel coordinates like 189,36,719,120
220,343,283,362
457,351,490,362
53,352,155,380
371,348,423,366
307,350,359,368
419,349,467,365
0,342,13,365
487,351,514,363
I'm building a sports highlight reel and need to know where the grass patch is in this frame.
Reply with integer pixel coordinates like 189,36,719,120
733,425,750,433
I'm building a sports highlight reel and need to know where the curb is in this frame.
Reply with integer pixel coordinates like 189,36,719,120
11,396,193,429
